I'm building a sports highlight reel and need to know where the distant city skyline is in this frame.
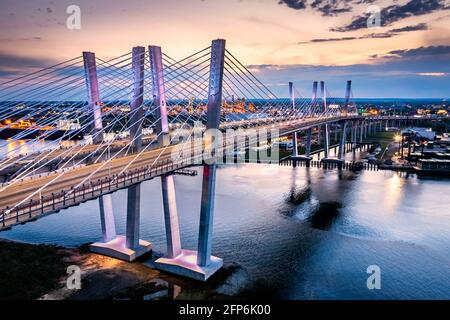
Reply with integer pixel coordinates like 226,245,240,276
0,0,449,98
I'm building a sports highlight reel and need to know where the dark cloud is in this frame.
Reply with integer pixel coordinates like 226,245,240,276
387,45,450,58
332,0,448,32
0,37,42,42
245,46,450,97
277,0,307,10
0,52,55,77
299,23,429,44
310,0,352,16
390,23,429,32
277,0,378,16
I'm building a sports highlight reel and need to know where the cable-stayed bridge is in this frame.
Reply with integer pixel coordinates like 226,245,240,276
0,39,433,281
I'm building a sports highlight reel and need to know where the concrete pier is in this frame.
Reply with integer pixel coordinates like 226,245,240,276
323,124,330,159
291,128,313,166
338,121,348,159
292,132,298,157
154,40,225,281
160,175,182,258
196,39,226,276
305,128,312,157
90,47,152,262
99,195,116,242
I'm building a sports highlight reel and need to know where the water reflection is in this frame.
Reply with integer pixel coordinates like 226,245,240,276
0,139,81,159
2,161,450,299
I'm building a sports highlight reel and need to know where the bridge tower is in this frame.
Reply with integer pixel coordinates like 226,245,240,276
306,81,318,159
312,81,318,102
338,81,352,158
289,82,295,110
338,121,348,160
154,40,225,281
320,81,330,160
83,52,104,144
344,80,352,112
149,44,184,273
289,82,299,159
90,47,152,262
83,52,118,248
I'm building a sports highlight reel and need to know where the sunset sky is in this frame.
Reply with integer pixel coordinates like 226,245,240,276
1,0,449,97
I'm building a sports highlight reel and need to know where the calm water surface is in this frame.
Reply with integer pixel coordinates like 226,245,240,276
2,160,450,299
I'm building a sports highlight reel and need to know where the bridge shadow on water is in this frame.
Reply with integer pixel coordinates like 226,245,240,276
306,202,342,231
279,167,355,231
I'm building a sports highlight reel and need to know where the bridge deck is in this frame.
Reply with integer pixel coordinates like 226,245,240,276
0,115,367,230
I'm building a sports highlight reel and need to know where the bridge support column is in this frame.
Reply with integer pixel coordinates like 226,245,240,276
160,175,182,258
351,122,356,150
323,124,330,159
196,39,225,278
305,128,312,158
338,122,348,160
89,47,151,262
291,128,312,165
150,44,195,277
292,132,298,157
317,126,322,145
98,195,116,242
90,184,151,262
154,40,225,282
152,44,202,279
359,121,364,143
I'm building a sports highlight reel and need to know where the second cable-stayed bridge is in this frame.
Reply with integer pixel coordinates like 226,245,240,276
0,39,433,281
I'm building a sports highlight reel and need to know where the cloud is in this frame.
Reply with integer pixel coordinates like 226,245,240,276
245,45,450,97
309,0,353,16
416,72,447,76
0,37,43,43
277,0,379,16
390,23,429,32
332,0,448,32
298,23,428,44
277,0,354,15
278,0,307,10
387,45,450,58
0,52,56,77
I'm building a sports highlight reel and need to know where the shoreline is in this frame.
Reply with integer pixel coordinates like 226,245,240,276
0,238,245,300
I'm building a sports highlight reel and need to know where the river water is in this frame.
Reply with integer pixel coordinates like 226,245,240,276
2,157,449,299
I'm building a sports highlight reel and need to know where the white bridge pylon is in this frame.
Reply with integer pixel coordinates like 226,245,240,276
89,41,226,281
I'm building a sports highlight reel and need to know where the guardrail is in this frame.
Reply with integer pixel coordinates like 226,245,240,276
0,154,206,230
279,158,380,171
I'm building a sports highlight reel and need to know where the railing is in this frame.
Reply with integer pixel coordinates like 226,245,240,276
0,114,394,229
279,158,380,171
0,153,206,229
